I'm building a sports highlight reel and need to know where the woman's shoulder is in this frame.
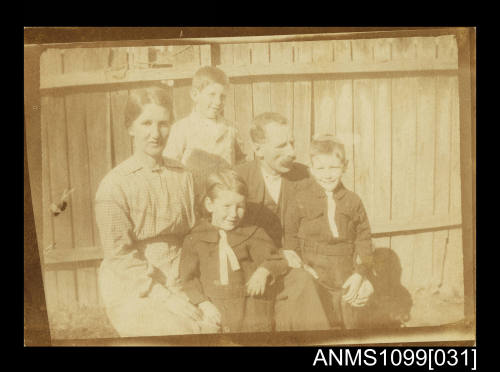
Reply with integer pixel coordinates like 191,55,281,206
96,157,138,197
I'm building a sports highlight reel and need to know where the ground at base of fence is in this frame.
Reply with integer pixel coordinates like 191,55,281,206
47,291,465,341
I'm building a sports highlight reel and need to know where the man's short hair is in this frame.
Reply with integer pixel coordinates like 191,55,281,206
309,134,347,165
192,66,229,91
250,112,288,144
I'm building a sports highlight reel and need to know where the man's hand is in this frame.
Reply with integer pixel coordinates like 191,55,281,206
350,278,374,307
246,267,271,296
282,249,303,268
342,272,363,305
199,301,222,326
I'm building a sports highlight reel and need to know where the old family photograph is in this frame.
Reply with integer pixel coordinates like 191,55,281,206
25,28,474,342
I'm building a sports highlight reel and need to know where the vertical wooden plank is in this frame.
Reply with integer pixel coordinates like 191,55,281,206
86,266,99,305
40,48,63,77
441,228,464,300
200,44,212,66
84,49,113,249
76,263,90,306
373,38,392,62
252,81,271,116
293,80,312,165
353,78,374,221
416,37,437,61
63,49,94,252
270,42,294,64
391,76,417,222
373,78,391,224
312,41,333,63
233,44,251,65
412,36,437,295
251,44,271,117
223,83,236,124
56,270,78,308
415,76,436,217
391,235,416,293
173,82,192,121
391,37,417,61
431,229,449,293
270,81,294,123
434,76,453,216
334,79,354,190
234,82,254,160
219,44,234,65
46,95,74,251
333,40,352,63
269,43,294,124
436,35,458,64
352,39,374,63
250,43,269,64
43,270,58,311
41,96,55,252
412,232,434,293
312,80,335,136
449,77,461,219
110,90,132,165
295,41,313,64
372,237,390,250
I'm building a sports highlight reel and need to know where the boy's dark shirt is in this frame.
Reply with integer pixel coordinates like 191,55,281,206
179,219,288,305
284,178,373,288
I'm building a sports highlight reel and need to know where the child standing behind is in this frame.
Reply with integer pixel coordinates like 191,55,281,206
284,135,374,330
163,66,245,200
179,169,288,333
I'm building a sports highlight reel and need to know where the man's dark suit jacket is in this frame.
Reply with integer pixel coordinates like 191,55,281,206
235,159,310,249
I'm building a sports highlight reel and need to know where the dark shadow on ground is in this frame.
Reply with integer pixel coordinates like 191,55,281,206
366,247,413,329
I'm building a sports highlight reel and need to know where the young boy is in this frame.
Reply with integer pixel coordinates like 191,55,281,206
179,169,288,333
283,134,374,330
163,66,245,200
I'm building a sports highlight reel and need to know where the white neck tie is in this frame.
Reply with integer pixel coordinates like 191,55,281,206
325,191,340,238
218,230,241,285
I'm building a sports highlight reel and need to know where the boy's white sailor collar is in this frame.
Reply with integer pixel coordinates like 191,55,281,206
121,154,184,174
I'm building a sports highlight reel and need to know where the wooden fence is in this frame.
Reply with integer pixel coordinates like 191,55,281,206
34,34,464,319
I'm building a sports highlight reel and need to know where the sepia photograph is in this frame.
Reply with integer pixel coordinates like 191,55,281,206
24,27,476,346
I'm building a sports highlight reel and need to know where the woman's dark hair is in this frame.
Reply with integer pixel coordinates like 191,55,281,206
124,86,174,128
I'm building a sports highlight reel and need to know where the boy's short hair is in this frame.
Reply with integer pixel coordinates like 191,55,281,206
205,168,248,204
250,112,288,144
309,134,348,166
192,66,229,91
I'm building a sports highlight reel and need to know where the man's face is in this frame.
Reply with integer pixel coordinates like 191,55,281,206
255,122,296,175
191,82,227,120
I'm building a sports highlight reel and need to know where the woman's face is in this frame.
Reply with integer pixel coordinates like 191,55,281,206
129,103,171,158
205,190,246,231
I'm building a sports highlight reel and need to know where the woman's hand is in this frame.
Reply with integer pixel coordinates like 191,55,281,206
246,267,271,296
282,249,303,269
199,301,222,326
164,294,203,321
342,272,363,305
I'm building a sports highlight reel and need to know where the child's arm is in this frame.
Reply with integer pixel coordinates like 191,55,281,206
246,228,289,296
163,121,186,162
352,198,374,277
178,235,209,306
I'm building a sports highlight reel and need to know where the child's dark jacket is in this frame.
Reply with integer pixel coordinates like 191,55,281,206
284,179,373,290
179,219,288,332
